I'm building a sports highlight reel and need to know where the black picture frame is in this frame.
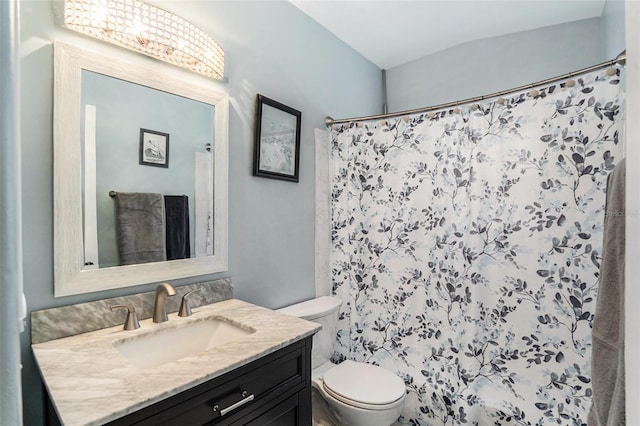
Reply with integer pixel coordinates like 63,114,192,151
253,94,302,182
139,128,170,168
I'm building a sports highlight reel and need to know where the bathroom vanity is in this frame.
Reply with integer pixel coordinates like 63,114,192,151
33,299,320,426
107,337,311,425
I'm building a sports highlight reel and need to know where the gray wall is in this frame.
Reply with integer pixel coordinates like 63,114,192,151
602,0,625,60
386,18,606,112
19,1,381,423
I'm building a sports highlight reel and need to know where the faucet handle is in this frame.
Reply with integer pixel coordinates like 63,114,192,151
110,305,140,330
178,289,200,317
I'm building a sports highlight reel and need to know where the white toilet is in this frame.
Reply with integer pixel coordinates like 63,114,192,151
278,296,406,426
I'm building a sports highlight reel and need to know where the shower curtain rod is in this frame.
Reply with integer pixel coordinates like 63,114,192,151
325,51,627,126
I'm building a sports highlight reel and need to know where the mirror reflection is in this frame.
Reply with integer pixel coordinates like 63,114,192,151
80,71,215,269
53,42,229,297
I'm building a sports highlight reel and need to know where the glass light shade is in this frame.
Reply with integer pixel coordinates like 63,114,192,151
53,0,224,80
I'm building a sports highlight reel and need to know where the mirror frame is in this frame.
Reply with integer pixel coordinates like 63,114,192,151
53,42,229,297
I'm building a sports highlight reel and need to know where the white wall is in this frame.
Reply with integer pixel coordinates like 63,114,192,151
18,1,382,423
386,18,604,112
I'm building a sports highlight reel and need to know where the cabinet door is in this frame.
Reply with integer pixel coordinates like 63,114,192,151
238,392,303,426
244,394,299,425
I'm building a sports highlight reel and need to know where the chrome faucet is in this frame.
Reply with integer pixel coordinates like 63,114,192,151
153,282,176,323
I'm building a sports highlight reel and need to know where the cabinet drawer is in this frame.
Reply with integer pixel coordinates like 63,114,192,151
174,347,304,425
114,337,311,426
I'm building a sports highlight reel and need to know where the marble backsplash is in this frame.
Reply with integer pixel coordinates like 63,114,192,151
31,278,233,344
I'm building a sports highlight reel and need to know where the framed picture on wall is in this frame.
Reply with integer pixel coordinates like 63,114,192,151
139,128,170,168
253,94,302,182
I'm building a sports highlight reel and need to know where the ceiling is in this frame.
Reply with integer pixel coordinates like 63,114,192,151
289,0,607,70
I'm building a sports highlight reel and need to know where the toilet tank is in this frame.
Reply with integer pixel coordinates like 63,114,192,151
277,296,341,369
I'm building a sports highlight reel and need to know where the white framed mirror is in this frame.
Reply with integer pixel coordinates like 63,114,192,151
53,42,229,297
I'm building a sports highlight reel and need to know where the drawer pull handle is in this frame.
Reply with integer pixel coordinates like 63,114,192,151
212,391,255,416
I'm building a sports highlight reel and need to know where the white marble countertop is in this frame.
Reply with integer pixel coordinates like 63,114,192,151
32,299,320,426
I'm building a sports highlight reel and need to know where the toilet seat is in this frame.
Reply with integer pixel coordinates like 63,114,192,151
321,360,405,410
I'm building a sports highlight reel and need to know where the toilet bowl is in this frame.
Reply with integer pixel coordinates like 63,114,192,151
312,360,405,426
278,296,405,426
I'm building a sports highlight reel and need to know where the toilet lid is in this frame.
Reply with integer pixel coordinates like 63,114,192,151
322,360,405,407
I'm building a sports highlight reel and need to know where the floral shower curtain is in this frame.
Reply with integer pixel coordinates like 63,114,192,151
330,70,624,425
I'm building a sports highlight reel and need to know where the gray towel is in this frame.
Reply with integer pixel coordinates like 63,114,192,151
588,158,625,426
115,192,167,265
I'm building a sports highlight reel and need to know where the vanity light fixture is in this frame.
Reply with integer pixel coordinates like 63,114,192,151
53,0,225,80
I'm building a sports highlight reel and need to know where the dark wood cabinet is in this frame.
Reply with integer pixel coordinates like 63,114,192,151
46,337,313,426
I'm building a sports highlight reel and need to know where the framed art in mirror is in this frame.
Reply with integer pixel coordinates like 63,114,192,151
253,94,302,182
53,42,229,297
139,128,170,168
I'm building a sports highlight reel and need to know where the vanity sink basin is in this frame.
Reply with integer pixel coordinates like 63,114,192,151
113,317,256,369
